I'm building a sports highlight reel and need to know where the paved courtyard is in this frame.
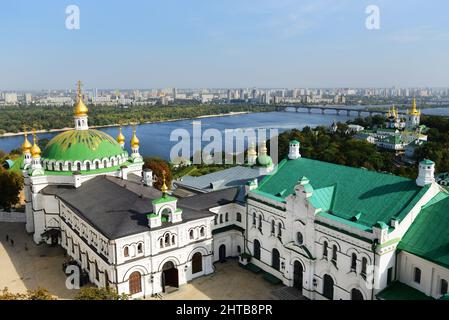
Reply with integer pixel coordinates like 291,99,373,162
154,260,284,300
0,222,77,299
1,222,290,300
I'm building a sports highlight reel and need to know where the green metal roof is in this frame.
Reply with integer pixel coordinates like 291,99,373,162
397,192,449,269
421,159,435,165
254,157,428,229
376,281,434,300
42,129,126,162
290,140,300,145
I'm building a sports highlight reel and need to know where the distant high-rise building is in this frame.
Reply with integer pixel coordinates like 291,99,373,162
5,92,18,104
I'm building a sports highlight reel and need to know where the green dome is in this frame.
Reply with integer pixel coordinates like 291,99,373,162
42,129,126,162
256,154,273,167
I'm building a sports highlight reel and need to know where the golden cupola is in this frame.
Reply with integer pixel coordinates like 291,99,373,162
116,127,125,145
248,142,257,156
21,129,32,154
74,80,89,117
31,132,41,158
130,126,140,148
409,98,421,116
161,170,169,194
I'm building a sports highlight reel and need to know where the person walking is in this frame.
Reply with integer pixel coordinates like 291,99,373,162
10,239,14,246
6,234,9,242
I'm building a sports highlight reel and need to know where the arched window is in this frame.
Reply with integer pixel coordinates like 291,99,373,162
271,220,275,235
171,235,175,245
258,215,262,231
189,230,194,240
237,245,241,253
86,162,90,171
351,288,364,300
252,212,256,225
361,257,368,278
214,215,218,225
236,212,242,222
297,232,303,245
95,161,99,170
200,227,205,237
77,162,81,171
278,222,282,238
351,253,357,271
160,238,164,248
165,234,170,246
441,279,448,295
332,245,338,265
104,160,107,168
59,163,63,171
137,243,143,254
192,252,203,274
414,268,421,284
272,248,280,271
323,241,328,258
323,274,334,300
68,163,72,171
124,247,129,257
220,214,223,224
111,159,115,166
129,271,142,294
253,240,261,260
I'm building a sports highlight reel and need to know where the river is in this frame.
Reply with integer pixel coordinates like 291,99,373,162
1,107,448,159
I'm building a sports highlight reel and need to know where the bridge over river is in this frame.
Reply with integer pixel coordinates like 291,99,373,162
275,105,405,117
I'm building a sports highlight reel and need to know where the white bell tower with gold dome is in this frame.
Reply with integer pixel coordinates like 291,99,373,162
22,127,33,168
407,98,421,129
74,80,89,131
130,125,143,162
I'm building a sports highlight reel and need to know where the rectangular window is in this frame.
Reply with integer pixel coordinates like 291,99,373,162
414,268,421,284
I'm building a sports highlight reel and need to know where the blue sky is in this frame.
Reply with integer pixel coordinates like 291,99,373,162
1,0,449,90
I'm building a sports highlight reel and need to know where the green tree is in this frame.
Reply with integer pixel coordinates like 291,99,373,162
143,157,172,191
74,287,129,300
0,287,56,300
0,168,24,210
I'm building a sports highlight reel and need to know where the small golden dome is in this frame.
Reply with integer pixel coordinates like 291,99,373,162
130,128,140,148
248,142,257,156
161,170,169,194
116,127,125,144
22,131,32,153
74,80,89,117
31,133,41,158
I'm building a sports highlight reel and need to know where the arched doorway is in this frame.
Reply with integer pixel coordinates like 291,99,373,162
129,271,142,294
254,240,261,260
219,244,226,262
323,274,334,300
162,261,178,293
272,249,280,271
192,252,203,274
293,261,303,293
351,288,364,300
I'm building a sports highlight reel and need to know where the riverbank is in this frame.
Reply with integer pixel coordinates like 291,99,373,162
0,111,252,137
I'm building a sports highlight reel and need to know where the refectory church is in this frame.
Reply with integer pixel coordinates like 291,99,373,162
9,83,449,300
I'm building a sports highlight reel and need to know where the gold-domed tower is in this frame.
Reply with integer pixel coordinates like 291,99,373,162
130,125,142,162
31,131,41,159
74,80,89,130
117,126,125,148
22,128,32,154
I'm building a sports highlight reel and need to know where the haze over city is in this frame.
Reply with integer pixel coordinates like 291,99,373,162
2,0,449,90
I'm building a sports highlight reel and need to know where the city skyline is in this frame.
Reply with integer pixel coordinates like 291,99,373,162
2,0,449,90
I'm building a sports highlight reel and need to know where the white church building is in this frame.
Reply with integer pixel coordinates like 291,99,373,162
10,83,449,300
